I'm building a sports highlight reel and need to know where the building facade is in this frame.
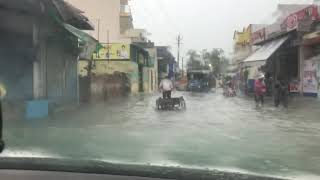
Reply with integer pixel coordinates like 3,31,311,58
244,4,320,97
69,0,158,100
157,46,176,82
66,0,122,42
0,0,94,118
231,24,266,93
66,0,135,43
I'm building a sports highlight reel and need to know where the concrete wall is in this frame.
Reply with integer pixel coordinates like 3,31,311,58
66,0,121,43
147,47,158,92
78,57,158,95
142,67,150,92
142,68,157,93
120,16,133,34
90,61,139,93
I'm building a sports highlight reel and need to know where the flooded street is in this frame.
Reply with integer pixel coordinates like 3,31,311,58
2,91,320,179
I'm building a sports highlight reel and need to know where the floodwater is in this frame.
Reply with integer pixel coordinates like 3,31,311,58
2,90,320,180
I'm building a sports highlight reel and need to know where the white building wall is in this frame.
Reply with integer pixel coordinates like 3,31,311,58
66,0,121,43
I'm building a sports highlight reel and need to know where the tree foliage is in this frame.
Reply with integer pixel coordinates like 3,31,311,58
186,48,229,75
186,50,202,70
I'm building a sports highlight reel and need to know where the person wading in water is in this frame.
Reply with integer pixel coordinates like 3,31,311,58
274,78,289,108
254,74,266,107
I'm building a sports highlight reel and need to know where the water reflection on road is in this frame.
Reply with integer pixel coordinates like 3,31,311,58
3,90,320,179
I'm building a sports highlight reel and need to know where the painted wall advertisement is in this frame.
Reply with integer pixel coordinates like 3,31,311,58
93,43,130,60
303,60,318,96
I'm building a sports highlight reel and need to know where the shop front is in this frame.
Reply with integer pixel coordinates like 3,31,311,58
280,4,320,97
303,31,320,97
243,35,293,95
241,4,320,97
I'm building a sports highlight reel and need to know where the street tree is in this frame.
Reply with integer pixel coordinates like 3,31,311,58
186,49,202,70
202,48,229,76
186,49,229,75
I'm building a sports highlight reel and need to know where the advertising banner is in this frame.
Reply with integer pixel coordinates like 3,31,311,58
303,60,318,96
289,80,300,93
93,43,130,60
283,5,320,32
251,28,265,44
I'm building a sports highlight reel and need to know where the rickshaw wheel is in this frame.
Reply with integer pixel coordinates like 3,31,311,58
156,99,161,110
180,97,186,110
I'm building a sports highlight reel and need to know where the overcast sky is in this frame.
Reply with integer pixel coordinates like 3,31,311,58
130,0,314,60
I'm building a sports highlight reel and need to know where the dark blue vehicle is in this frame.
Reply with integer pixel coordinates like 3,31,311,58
187,70,215,92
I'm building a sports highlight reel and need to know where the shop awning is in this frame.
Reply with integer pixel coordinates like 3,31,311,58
303,31,320,46
304,31,320,40
243,36,289,67
63,23,98,60
306,54,320,61
63,23,97,44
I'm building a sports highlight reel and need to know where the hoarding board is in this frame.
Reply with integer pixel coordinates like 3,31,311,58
93,43,130,60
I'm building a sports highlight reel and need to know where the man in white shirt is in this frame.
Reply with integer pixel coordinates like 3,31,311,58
159,77,174,99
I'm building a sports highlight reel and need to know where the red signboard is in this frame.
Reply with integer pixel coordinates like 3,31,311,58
283,5,320,32
289,80,300,93
251,28,265,44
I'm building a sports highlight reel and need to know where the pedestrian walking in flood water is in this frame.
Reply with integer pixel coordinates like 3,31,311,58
274,78,289,108
254,74,266,107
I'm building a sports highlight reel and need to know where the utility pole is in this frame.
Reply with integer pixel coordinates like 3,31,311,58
176,34,183,69
107,29,110,61
97,19,100,42
182,57,184,78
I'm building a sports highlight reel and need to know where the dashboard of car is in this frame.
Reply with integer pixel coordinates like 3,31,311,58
0,158,285,180
0,170,172,180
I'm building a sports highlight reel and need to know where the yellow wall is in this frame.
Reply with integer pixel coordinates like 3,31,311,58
91,61,136,75
93,43,130,60
78,61,89,77
78,60,140,93
78,46,159,94
234,26,251,45
94,61,139,93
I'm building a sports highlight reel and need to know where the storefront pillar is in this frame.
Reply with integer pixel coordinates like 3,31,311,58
298,46,305,95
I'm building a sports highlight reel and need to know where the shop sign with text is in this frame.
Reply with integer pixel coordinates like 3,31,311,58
289,80,300,93
93,43,130,60
283,5,320,32
251,28,265,44
303,60,318,96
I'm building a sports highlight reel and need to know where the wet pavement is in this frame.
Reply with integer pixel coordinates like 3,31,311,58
2,90,320,180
